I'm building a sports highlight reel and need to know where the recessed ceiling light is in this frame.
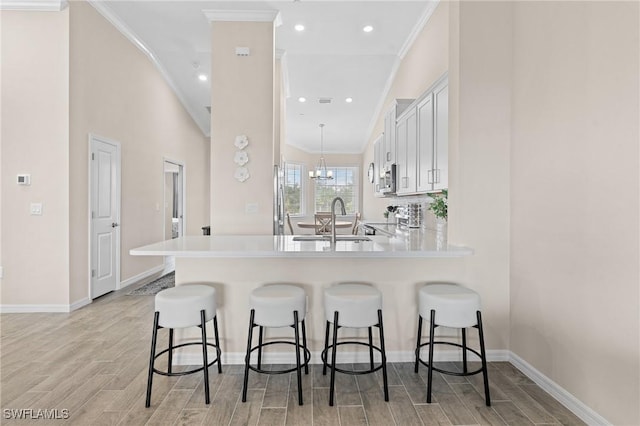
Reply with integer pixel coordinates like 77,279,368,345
345,97,353,103
198,74,207,81
363,25,374,33
298,97,306,103
294,24,305,32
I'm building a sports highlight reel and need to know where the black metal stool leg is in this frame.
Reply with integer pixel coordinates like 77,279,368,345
293,311,303,405
427,309,436,403
213,316,222,373
377,309,389,402
329,311,339,406
322,320,330,375
414,316,423,373
168,328,174,374
257,326,264,370
368,327,374,370
242,309,255,403
199,310,211,404
462,328,468,374
301,319,309,374
477,311,491,406
145,311,160,408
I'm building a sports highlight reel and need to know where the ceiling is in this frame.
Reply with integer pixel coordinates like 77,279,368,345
92,1,436,154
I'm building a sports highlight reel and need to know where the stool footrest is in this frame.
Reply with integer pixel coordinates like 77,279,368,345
416,341,483,376
153,342,221,377
246,340,311,375
321,341,385,375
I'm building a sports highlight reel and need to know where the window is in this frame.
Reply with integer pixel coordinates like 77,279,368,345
284,163,304,215
314,166,359,213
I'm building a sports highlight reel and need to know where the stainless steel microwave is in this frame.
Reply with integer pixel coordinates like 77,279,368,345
379,164,396,194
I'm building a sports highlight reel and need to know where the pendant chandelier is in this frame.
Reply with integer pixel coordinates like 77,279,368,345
309,123,333,180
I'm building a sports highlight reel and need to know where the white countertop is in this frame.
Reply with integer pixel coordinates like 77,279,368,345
130,234,472,258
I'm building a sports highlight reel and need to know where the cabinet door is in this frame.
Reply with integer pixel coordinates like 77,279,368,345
396,107,417,195
395,114,408,194
383,107,394,166
416,94,434,193
433,82,448,190
373,134,384,197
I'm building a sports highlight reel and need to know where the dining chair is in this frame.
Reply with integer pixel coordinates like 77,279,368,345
286,213,294,235
351,212,361,235
314,213,332,235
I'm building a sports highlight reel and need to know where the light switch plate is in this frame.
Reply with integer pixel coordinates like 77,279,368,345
30,203,43,215
245,203,258,214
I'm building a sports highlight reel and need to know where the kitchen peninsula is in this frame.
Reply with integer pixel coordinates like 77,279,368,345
131,234,474,364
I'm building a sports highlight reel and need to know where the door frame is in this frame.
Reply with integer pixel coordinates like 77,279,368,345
163,157,186,273
88,134,122,299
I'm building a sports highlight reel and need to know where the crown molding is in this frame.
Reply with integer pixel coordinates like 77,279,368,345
0,0,67,11
87,0,210,137
203,9,280,24
398,0,439,60
362,0,440,153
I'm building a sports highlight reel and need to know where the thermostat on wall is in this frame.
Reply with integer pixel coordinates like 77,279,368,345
17,174,31,185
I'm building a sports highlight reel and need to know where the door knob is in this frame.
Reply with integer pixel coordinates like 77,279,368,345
112,222,119,228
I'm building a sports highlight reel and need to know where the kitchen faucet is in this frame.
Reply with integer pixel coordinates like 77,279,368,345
330,197,346,245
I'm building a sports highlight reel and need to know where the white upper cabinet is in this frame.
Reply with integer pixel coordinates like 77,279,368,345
393,74,448,196
416,93,434,193
383,99,414,169
432,80,448,191
396,106,418,195
373,134,385,197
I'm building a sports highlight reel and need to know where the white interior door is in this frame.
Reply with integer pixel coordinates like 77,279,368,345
90,136,121,299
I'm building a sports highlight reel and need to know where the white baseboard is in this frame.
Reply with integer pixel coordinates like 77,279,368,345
509,352,611,425
0,296,91,313
0,304,71,313
69,297,91,312
119,264,164,290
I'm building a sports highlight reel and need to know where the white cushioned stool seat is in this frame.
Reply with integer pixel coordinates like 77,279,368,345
324,283,382,328
249,284,306,327
243,284,310,406
155,284,217,329
415,282,490,407
419,283,480,328
322,283,388,406
146,284,222,408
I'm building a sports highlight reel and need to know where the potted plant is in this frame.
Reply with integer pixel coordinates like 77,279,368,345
383,205,398,223
428,190,448,246
427,189,447,221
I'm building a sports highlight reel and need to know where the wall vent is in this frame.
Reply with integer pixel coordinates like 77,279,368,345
318,98,332,104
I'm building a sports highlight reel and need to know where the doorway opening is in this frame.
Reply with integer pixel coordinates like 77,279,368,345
163,159,185,273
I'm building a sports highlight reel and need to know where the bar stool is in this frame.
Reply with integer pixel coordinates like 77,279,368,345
322,283,389,406
146,284,222,407
242,284,310,405
415,283,490,406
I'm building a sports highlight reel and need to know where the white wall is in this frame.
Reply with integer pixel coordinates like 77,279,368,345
509,2,639,424
210,21,275,235
1,1,211,308
68,1,210,303
1,9,71,306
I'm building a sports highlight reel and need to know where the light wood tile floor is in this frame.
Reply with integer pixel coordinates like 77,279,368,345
1,282,585,425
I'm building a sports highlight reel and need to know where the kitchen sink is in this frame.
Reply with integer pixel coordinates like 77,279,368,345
292,235,371,242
